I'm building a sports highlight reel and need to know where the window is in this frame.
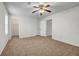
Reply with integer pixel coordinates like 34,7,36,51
5,14,8,35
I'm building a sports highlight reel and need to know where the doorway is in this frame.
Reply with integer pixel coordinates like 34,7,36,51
46,19,52,38
11,18,19,37
40,19,52,38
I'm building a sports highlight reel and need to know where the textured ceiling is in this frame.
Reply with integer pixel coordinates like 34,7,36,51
4,2,79,19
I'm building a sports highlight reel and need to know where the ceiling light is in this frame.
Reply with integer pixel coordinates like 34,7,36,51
39,9,45,13
32,3,51,15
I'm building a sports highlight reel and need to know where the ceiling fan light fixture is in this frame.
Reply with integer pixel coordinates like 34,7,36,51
39,9,45,13
32,3,51,15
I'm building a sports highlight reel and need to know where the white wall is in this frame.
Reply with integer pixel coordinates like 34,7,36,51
8,15,40,38
52,6,79,47
19,16,39,38
37,19,40,35
8,15,12,39
0,3,9,54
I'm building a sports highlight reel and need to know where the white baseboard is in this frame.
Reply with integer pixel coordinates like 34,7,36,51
19,34,37,39
52,37,79,47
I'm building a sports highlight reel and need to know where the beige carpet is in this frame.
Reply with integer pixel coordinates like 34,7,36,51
1,36,79,56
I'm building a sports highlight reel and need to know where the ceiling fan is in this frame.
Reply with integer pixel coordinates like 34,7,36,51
32,3,52,15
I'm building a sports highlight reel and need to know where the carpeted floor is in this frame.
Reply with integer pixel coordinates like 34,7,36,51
1,36,79,56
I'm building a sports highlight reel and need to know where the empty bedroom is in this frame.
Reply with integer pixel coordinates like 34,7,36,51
0,2,79,56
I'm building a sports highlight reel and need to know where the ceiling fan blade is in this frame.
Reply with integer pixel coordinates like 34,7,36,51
45,5,50,7
45,10,51,13
33,6,39,8
32,10,38,13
